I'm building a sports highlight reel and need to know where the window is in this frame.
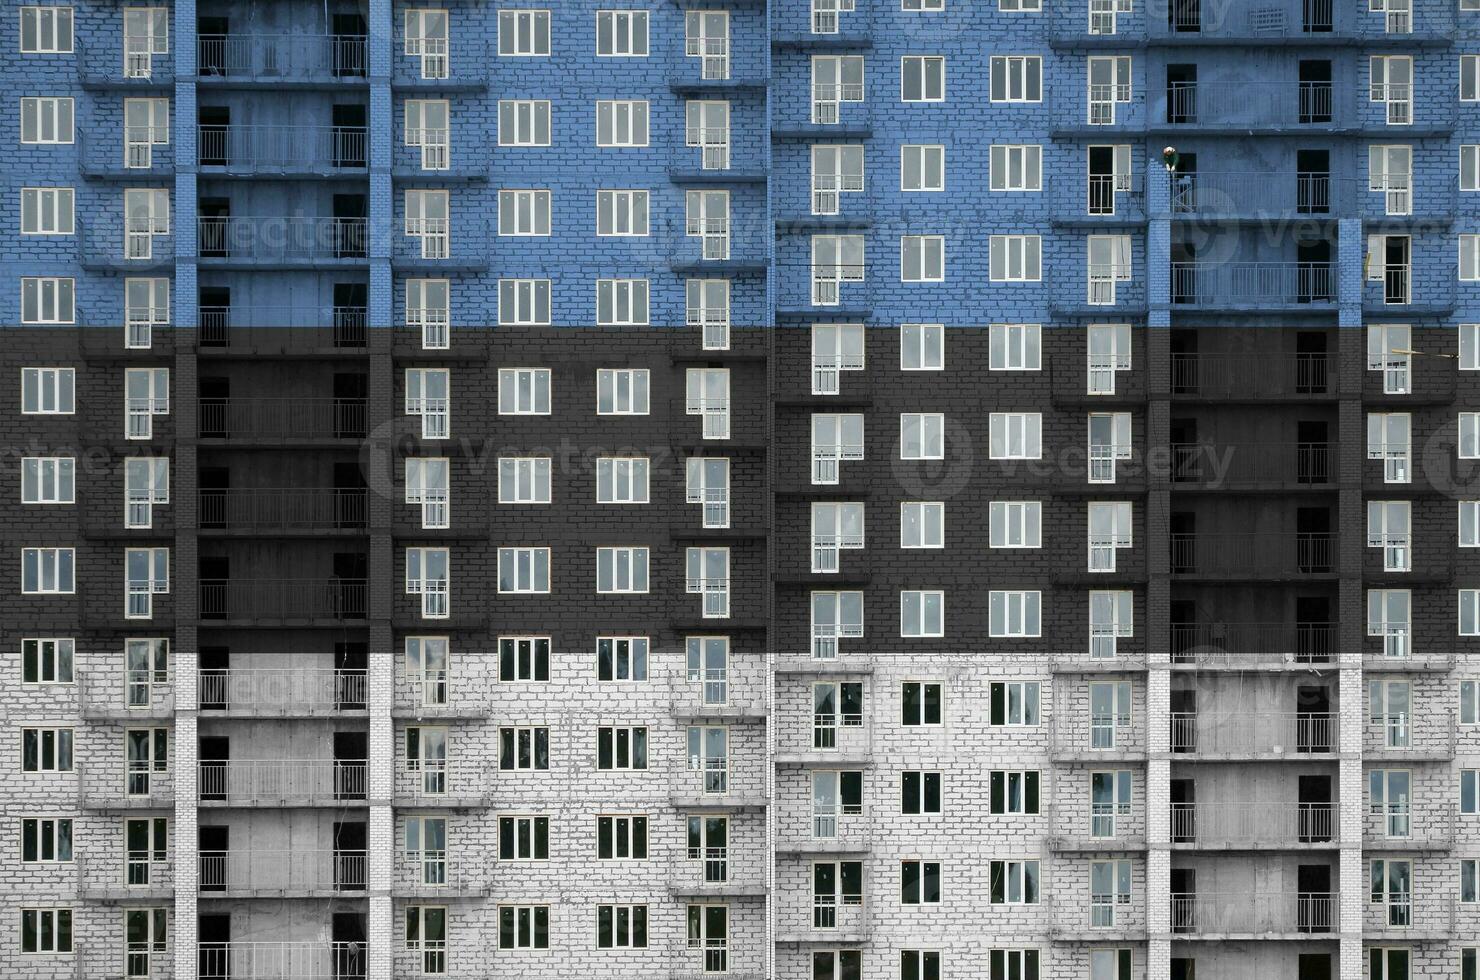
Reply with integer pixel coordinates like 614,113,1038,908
404,368,450,439
811,501,865,572
597,369,650,414
21,728,72,772
1370,859,1413,928
1466,146,1480,193
498,10,550,55
686,190,730,261
990,56,1042,102
1463,859,1478,903
21,817,72,863
597,814,648,859
404,99,450,170
597,100,649,146
1091,950,1134,980
499,637,550,682
901,56,945,102
598,636,649,682
1464,949,1478,980
904,0,946,9
989,951,1041,980
405,816,448,885
1465,324,1480,370
499,100,551,146
498,457,552,504
121,188,169,260
124,639,169,709
20,7,72,52
597,458,650,504
1087,323,1133,394
1090,859,1133,927
811,233,865,305
1370,769,1412,838
405,547,450,619
597,905,648,948
686,458,730,528
498,279,550,325
20,97,73,143
497,547,550,593
989,860,1040,904
20,188,73,236
498,189,550,236
1368,412,1412,482
1466,55,1480,101
902,681,942,725
901,323,944,370
687,368,731,440
686,99,731,170
989,770,1040,815
686,638,730,706
687,905,729,971
901,590,944,637
812,55,865,123
597,280,649,329
596,190,649,236
597,546,649,593
405,278,451,350
989,235,1042,281
990,682,1040,725
685,10,729,78
21,457,74,505
1369,145,1413,215
812,590,864,658
596,10,648,55
990,323,1041,370
598,726,648,769
405,458,449,529
404,9,449,78
1464,769,1478,814
499,368,551,415
989,413,1042,459
121,367,170,441
498,906,549,949
901,770,942,815
124,278,169,347
901,145,945,191
125,547,169,619
901,860,942,904
1466,413,1480,458
125,728,168,795
689,278,731,347
404,906,447,975
989,145,1041,192
901,235,945,282
1088,501,1133,573
1090,591,1134,659
20,908,71,953
990,501,1042,548
1368,500,1411,572
811,145,865,215
900,413,945,460
1369,589,1412,657
21,638,73,684
499,727,550,770
1088,412,1133,483
498,814,549,860
121,8,167,78
22,548,74,594
901,502,944,548
1462,679,1478,725
813,769,864,836
812,859,863,925
20,278,74,324
1370,55,1413,125
1087,235,1133,305
687,546,730,618
816,951,864,979
1087,56,1133,124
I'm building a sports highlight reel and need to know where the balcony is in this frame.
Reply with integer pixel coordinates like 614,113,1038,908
1166,622,1337,666
1365,899,1457,941
670,763,767,810
1052,172,1147,224
1169,801,1336,849
1363,711,1456,760
393,761,492,808
1366,802,1456,851
199,848,366,897
1050,713,1146,761
198,942,367,980
198,216,368,266
1170,261,1336,310
391,217,493,272
1150,0,1344,39
1169,532,1336,579
1048,896,1147,940
78,853,173,900
75,37,174,89
197,318,369,352
198,397,368,442
393,671,493,719
776,899,868,944
78,670,174,719
669,671,768,723
776,712,872,764
77,218,175,272
1170,352,1333,400
198,125,367,176
1169,892,1337,937
197,34,368,86
667,848,768,898
198,578,368,623
392,36,492,91
198,759,368,806
77,763,173,810
777,804,872,855
1170,441,1333,488
198,488,368,533
1156,80,1338,130
395,851,490,898
1049,804,1146,851
198,668,368,716
1169,171,1357,219
1170,711,1336,757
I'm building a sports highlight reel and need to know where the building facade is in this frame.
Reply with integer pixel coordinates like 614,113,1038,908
2,0,1480,979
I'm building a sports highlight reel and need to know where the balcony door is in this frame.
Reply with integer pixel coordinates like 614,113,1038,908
332,912,367,979
1298,954,1332,980
199,646,229,710
1170,778,1195,843
198,913,230,977
1296,507,1332,573
332,104,367,168
197,17,228,76
334,731,367,801
1295,595,1332,662
1297,865,1332,932
198,106,229,167
1298,775,1333,842
1296,686,1332,752
1170,868,1196,932
336,642,367,710
198,735,229,802
199,826,228,892
334,821,366,892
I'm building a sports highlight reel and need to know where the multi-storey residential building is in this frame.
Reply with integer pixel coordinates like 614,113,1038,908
3,0,1480,979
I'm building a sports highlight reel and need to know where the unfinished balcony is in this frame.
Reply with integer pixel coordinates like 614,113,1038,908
197,124,368,176
1168,171,1352,219
1157,80,1338,131
1170,441,1333,489
667,845,768,898
199,849,366,898
394,850,491,899
1170,710,1336,759
197,396,369,443
198,759,368,807
198,578,368,625
1050,711,1146,762
1169,801,1336,850
776,801,872,856
197,942,368,980
1365,801,1456,852
1363,710,1456,761
1169,892,1337,938
670,761,767,811
1365,897,1457,941
776,897,868,944
196,33,368,86
1169,532,1336,580
196,318,370,352
1048,895,1147,942
775,711,873,765
668,670,768,724
197,216,368,268
77,218,175,273
197,488,368,534
392,669,493,719
1170,261,1336,310
78,852,173,900
1048,803,1147,852
1166,622,1337,668
393,761,492,808
1170,352,1333,401
77,763,173,811
78,669,174,720
198,668,368,717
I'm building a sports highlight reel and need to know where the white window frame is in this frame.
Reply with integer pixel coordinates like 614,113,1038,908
497,457,552,505
21,457,74,505
19,6,73,53
407,278,450,350
901,144,945,192
901,56,946,102
405,367,451,439
496,189,549,237
21,638,74,685
596,458,650,504
990,323,1042,371
498,279,551,326
498,368,552,415
900,590,945,637
989,591,1042,638
989,412,1043,460
686,458,730,529
900,413,945,460
901,323,944,370
595,10,648,56
989,56,1043,102
22,547,75,594
405,547,451,619
990,501,1042,548
498,100,551,147
989,235,1043,281
498,547,551,594
989,145,1042,192
596,279,650,326
497,9,551,56
405,458,450,529
20,97,73,144
20,187,74,236
20,279,74,325
900,502,944,549
901,235,945,282
596,100,650,147
596,189,650,237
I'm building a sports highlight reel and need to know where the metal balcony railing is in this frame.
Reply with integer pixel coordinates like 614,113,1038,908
197,313,369,346
1169,171,1353,216
77,669,174,717
198,397,368,439
1168,622,1337,663
1170,711,1336,755
198,668,368,714
1170,441,1332,486
1367,801,1456,848
1364,711,1456,757
394,670,493,717
1163,80,1335,127
199,849,367,894
1169,801,1335,846
1051,713,1146,756
1169,892,1337,935
198,578,368,621
78,852,173,897
1050,803,1141,846
1171,261,1336,307
198,488,368,531
1169,532,1336,577
1365,898,1457,937
198,125,368,171
1155,0,1339,36
76,763,173,808
77,218,174,268
197,34,368,82
198,216,368,262
197,759,368,805
800,803,870,846
197,942,368,980
1171,352,1331,398
668,848,767,895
